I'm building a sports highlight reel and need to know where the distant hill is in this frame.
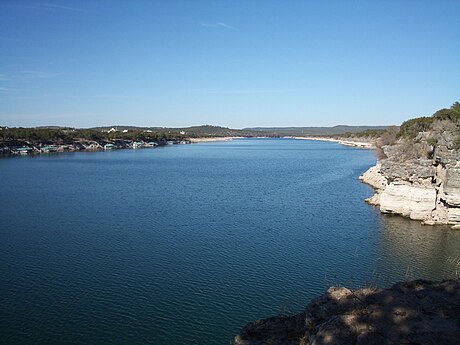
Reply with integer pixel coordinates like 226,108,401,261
20,124,389,138
90,125,276,138
1,124,390,142
35,126,72,130
244,125,388,136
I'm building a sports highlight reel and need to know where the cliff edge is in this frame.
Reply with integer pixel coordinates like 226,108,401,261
360,103,460,227
233,279,460,345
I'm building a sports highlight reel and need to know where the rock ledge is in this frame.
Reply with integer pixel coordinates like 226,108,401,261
234,279,460,345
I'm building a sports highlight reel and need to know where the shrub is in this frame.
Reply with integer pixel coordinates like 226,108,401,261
427,138,438,147
433,102,460,122
378,126,399,146
375,146,387,160
398,117,434,139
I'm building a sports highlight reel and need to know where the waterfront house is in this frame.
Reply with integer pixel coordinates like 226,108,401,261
40,146,57,153
133,141,144,149
16,147,32,155
104,143,116,150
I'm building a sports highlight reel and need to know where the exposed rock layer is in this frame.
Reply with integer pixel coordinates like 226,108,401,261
233,279,460,345
360,141,460,226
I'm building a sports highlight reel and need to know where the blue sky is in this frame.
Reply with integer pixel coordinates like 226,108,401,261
1,0,459,128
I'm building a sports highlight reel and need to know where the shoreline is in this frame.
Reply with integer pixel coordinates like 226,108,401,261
288,136,376,149
0,137,246,157
359,162,460,229
291,136,460,228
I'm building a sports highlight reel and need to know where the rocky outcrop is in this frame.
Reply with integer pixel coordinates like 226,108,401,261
359,137,460,226
234,279,460,345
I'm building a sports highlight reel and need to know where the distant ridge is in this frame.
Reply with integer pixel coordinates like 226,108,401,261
88,125,273,137
3,124,389,139
90,124,389,137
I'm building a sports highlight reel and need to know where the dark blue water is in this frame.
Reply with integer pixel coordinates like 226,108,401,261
1,139,459,344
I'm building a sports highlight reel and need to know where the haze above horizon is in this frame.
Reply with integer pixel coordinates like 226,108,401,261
1,0,459,128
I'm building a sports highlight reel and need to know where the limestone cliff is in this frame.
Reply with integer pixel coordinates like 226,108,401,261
360,103,460,227
233,279,460,345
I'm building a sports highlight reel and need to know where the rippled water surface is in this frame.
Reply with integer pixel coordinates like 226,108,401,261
1,139,459,344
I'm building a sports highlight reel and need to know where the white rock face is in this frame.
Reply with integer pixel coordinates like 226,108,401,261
447,207,460,223
358,136,460,225
359,164,387,190
442,167,460,207
359,160,460,225
365,193,381,206
379,183,437,220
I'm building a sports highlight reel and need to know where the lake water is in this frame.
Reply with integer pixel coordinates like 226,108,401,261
1,138,459,344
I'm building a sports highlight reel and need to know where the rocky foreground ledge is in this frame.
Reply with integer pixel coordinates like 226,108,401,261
233,279,460,345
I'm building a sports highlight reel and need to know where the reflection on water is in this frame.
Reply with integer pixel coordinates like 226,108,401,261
375,214,460,285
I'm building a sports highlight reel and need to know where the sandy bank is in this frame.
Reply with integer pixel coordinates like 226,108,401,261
289,136,375,149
